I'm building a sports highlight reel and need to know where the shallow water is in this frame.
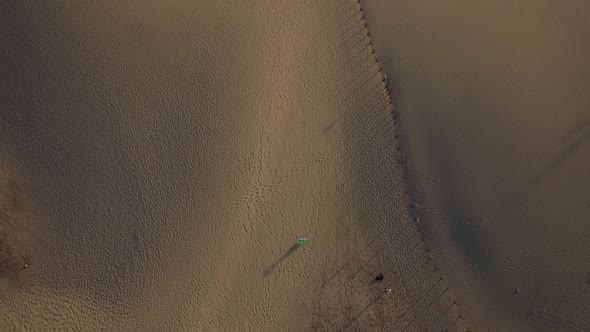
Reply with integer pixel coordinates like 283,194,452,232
362,0,590,330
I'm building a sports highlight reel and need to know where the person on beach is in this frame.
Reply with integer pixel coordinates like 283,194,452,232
297,237,308,247
375,274,384,282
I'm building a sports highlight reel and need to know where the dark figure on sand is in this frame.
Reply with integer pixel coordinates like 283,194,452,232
375,274,384,282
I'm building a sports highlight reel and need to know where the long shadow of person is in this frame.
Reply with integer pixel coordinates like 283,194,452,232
263,244,299,278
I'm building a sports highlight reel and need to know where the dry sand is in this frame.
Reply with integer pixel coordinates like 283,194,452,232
362,0,590,330
1,1,460,331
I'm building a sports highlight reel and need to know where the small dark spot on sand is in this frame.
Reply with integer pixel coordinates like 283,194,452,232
0,174,34,277
513,287,521,295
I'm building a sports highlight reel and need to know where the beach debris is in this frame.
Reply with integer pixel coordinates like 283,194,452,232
375,273,384,282
384,288,392,294
296,237,308,247
19,255,30,271
513,287,521,295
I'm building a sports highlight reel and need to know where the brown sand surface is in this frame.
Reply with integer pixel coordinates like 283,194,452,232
1,1,462,331
362,0,590,330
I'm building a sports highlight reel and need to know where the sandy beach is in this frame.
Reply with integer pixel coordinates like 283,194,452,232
1,0,588,331
1,1,458,330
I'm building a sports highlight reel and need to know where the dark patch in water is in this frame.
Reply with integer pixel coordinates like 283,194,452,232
424,127,491,265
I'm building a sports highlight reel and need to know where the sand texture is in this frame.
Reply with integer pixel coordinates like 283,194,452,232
1,0,461,331
1,0,588,331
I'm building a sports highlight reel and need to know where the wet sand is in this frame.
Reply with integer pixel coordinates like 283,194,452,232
362,0,590,330
1,1,460,331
